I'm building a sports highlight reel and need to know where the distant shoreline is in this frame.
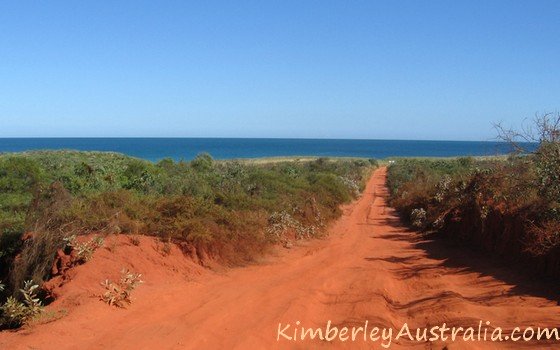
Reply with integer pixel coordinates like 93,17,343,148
0,138,536,162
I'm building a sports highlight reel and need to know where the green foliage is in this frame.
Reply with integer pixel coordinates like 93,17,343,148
0,157,46,278
535,142,560,205
0,156,44,194
1,297,27,328
0,151,376,301
386,158,475,198
0,280,43,328
63,235,105,263
101,269,143,308
265,211,320,241
190,153,214,172
387,156,560,258
387,157,532,222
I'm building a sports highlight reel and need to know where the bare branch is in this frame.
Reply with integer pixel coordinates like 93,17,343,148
494,112,560,155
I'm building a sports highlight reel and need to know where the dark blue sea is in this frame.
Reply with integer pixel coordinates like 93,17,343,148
0,138,533,162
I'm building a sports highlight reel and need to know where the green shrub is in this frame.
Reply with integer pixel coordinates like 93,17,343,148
386,156,560,261
101,269,143,308
1,280,43,328
63,235,105,263
535,141,560,205
190,153,214,172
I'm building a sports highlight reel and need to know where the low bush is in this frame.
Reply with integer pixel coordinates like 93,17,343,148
0,280,43,329
101,269,143,308
63,235,105,263
387,151,560,277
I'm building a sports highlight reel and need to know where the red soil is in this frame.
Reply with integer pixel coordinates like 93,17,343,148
1,167,559,349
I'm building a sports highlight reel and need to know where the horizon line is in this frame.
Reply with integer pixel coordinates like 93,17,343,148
0,136,523,143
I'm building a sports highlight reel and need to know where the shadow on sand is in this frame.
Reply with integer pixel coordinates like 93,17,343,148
366,215,560,305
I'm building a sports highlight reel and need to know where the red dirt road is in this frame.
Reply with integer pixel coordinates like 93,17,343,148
1,167,560,349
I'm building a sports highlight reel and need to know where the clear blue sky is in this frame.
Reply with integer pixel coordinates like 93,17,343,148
1,1,558,140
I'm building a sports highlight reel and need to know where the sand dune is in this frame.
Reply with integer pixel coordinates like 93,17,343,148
1,167,559,349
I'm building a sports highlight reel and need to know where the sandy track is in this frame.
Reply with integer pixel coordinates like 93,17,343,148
2,167,560,349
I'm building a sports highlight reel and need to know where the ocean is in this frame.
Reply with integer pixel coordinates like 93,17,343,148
0,138,530,162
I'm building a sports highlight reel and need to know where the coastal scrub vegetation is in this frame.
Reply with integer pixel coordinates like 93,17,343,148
0,151,375,326
387,112,560,278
